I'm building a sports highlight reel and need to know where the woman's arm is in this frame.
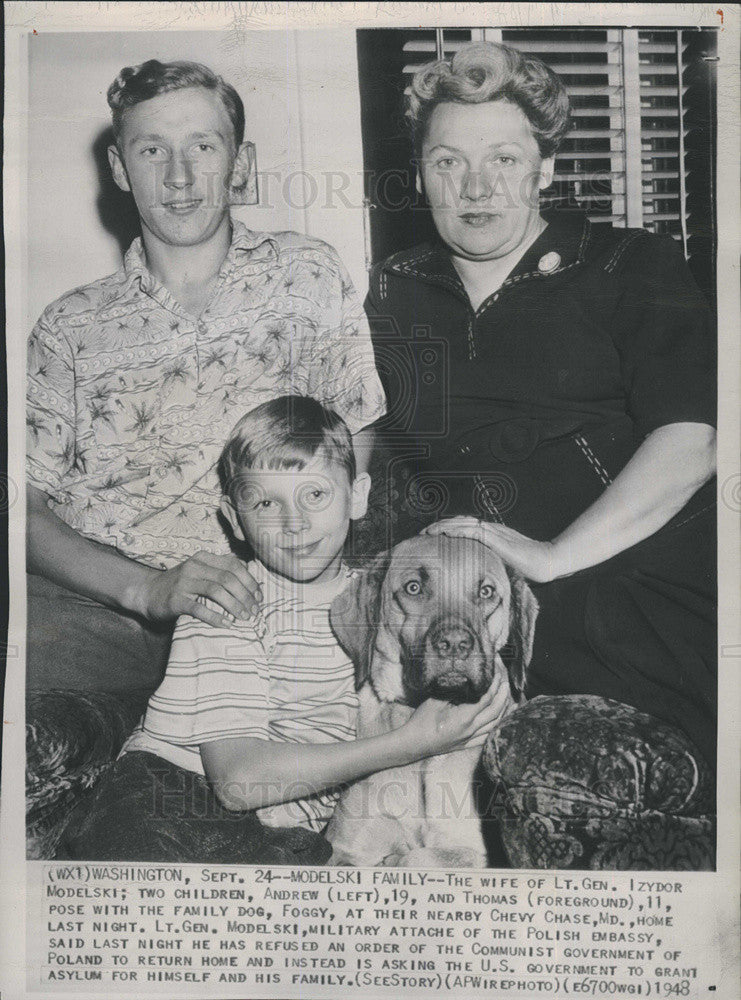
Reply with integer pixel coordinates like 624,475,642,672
427,422,716,583
28,484,262,625
201,683,511,812
547,421,715,579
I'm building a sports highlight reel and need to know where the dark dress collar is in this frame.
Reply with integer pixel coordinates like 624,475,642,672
381,210,592,296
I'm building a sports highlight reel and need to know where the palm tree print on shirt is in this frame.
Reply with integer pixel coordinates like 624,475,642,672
26,221,385,569
127,401,158,435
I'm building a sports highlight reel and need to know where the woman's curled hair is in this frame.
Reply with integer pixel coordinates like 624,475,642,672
407,42,571,159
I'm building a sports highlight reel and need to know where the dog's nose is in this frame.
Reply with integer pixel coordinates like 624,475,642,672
431,626,474,660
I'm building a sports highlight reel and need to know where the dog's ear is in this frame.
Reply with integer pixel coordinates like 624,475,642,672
505,571,539,697
330,551,392,688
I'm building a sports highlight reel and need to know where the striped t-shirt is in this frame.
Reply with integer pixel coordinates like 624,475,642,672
120,560,358,831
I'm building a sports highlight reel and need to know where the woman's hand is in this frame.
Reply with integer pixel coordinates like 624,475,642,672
424,517,558,583
400,680,513,760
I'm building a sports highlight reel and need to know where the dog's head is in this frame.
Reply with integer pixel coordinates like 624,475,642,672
330,533,538,706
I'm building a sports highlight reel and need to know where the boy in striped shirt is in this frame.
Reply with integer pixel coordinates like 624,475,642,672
60,396,502,861
119,395,371,833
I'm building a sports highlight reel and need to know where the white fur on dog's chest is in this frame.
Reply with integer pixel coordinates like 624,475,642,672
357,684,414,737
326,684,500,869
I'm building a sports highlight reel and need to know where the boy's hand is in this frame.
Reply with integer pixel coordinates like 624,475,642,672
400,680,512,759
132,552,263,626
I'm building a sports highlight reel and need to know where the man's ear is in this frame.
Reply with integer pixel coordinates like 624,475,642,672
504,570,539,698
350,473,371,521
330,550,391,689
229,141,258,205
108,144,131,194
219,496,245,542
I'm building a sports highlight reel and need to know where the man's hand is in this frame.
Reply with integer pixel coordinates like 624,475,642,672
132,551,263,626
28,485,263,628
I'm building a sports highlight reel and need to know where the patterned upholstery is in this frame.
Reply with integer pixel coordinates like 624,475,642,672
26,688,152,859
26,689,331,865
482,694,716,870
28,689,716,868
57,751,331,865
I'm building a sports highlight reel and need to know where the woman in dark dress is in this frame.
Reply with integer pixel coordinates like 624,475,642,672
366,42,717,767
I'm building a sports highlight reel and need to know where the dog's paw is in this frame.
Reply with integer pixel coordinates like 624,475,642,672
326,850,355,867
256,802,306,829
391,846,487,869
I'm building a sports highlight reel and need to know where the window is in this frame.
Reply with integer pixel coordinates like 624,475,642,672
356,26,716,301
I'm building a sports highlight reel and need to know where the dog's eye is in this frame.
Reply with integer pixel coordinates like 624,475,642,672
403,580,422,596
479,583,497,600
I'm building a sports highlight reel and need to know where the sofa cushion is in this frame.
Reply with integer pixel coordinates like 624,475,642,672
482,694,715,870
56,750,332,865
26,688,152,859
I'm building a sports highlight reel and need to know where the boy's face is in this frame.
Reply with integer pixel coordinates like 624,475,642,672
221,454,370,584
107,87,253,252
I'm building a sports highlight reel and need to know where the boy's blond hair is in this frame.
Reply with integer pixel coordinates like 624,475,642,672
218,396,356,503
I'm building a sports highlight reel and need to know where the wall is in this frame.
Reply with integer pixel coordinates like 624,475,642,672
27,27,367,326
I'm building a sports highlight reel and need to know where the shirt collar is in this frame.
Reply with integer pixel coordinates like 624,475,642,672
229,218,281,258
511,208,591,279
248,558,353,602
122,217,280,289
382,210,591,288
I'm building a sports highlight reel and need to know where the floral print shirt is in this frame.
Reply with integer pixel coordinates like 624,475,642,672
27,221,385,568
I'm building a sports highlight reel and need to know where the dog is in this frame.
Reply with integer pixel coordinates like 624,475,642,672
325,532,538,869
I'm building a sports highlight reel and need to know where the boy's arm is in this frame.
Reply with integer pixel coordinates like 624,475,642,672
200,683,512,812
325,248,386,447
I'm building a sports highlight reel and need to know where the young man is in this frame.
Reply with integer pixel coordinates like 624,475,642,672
26,60,385,693
57,397,502,862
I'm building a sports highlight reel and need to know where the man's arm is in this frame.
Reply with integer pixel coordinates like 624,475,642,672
351,426,375,477
200,682,512,812
27,304,261,627
329,248,386,460
28,484,262,626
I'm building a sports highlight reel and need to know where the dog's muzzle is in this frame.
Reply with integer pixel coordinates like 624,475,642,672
405,618,492,704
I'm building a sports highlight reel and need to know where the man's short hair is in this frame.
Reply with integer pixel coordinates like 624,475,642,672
218,396,356,502
107,59,245,149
